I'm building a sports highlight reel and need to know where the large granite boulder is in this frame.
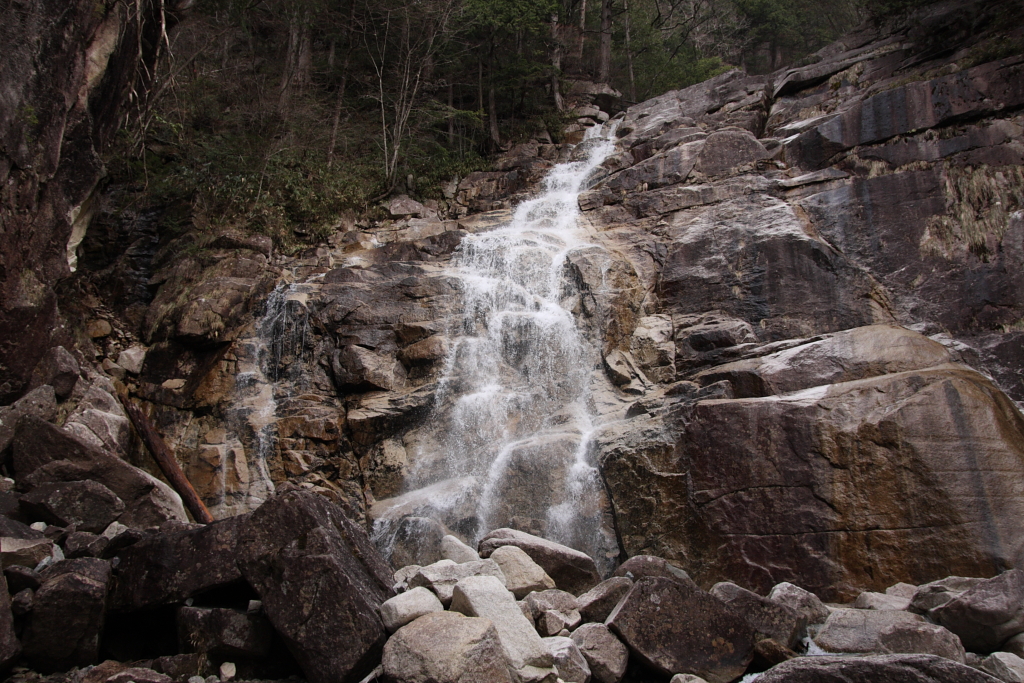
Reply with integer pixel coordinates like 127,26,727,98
570,624,628,683
755,654,1000,682
19,480,124,533
606,577,754,683
382,611,514,683
236,489,395,683
479,529,601,595
932,569,1024,653
577,577,633,623
22,558,111,672
109,515,248,611
0,571,20,672
177,606,275,658
709,582,806,649
814,609,926,654
13,416,187,528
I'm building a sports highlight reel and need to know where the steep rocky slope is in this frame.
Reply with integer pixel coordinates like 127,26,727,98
2,0,1023,622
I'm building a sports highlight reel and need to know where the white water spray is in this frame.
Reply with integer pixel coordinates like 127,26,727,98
375,125,621,567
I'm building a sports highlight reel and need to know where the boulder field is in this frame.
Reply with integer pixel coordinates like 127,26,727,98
2,0,1024,681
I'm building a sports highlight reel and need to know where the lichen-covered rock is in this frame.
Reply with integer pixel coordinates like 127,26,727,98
606,577,754,683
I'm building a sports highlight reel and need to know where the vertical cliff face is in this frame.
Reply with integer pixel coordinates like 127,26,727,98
0,0,187,402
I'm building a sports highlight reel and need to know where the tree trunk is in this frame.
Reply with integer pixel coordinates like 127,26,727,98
488,79,500,147
576,0,587,62
551,13,564,112
598,0,612,83
624,0,635,100
447,82,455,146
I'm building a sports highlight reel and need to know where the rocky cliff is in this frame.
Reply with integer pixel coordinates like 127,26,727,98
2,0,1024,670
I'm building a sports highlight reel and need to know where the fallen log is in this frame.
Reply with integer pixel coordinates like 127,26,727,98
117,388,215,524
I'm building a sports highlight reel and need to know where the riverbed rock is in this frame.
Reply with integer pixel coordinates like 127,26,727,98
855,591,912,611
607,577,754,683
449,574,557,682
709,581,807,649
13,416,187,528
932,569,1024,653
0,572,19,671
814,608,926,654
109,515,248,611
408,559,507,606
980,652,1024,682
767,582,830,625
0,385,57,454
479,529,600,595
526,589,582,637
177,606,275,658
543,636,591,683
569,623,629,683
441,535,480,563
22,558,111,672
1,537,54,569
755,653,1001,682
236,489,394,683
381,611,514,683
19,480,125,533
27,347,80,399
491,545,556,599
613,555,695,586
876,621,967,663
910,576,986,616
380,586,445,634
577,577,633,623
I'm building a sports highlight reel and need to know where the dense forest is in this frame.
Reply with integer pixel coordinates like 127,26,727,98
115,0,917,248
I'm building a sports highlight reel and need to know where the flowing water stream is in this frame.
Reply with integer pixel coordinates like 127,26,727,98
374,124,621,569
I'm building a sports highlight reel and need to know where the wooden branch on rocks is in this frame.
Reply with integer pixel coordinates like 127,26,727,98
117,389,215,524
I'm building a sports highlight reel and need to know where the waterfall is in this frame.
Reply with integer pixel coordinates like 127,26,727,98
374,125,621,570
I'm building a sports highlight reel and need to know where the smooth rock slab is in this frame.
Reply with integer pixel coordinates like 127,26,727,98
856,591,912,611
441,535,480,563
449,574,556,682
382,611,514,683
607,577,754,683
479,529,600,595
380,586,444,634
933,569,1024,653
491,545,556,599
570,624,628,683
814,608,926,653
876,621,966,663
756,654,1002,682
981,652,1024,683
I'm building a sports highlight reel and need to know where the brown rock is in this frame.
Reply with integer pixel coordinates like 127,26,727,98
109,515,247,611
0,571,20,671
709,582,807,649
570,624,627,683
27,347,80,399
236,490,394,683
22,558,111,672
613,555,695,587
756,654,999,682
876,621,966,663
13,416,187,528
0,385,57,453
933,569,1024,653
577,577,633,624
814,609,926,654
767,583,830,626
19,480,125,533
479,529,601,596
606,577,754,683
177,606,274,658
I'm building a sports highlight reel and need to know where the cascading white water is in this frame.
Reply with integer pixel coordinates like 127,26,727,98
374,124,621,568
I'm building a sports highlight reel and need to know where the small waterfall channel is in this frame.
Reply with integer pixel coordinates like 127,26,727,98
374,124,622,569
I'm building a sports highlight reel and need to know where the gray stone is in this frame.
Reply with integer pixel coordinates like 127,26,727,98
491,545,556,599
1,537,54,569
409,559,507,606
441,535,480,563
854,591,912,611
543,636,590,683
876,621,966,663
117,346,147,374
480,531,603,596
814,608,926,654
393,564,421,593
756,654,1002,682
0,385,57,453
570,624,628,683
449,574,556,682
768,582,831,625
382,611,514,683
380,586,444,634
28,347,79,399
1005,632,1024,659
670,676,709,683
526,589,582,637
981,652,1024,683
933,569,1024,653
910,576,986,616
577,577,632,623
